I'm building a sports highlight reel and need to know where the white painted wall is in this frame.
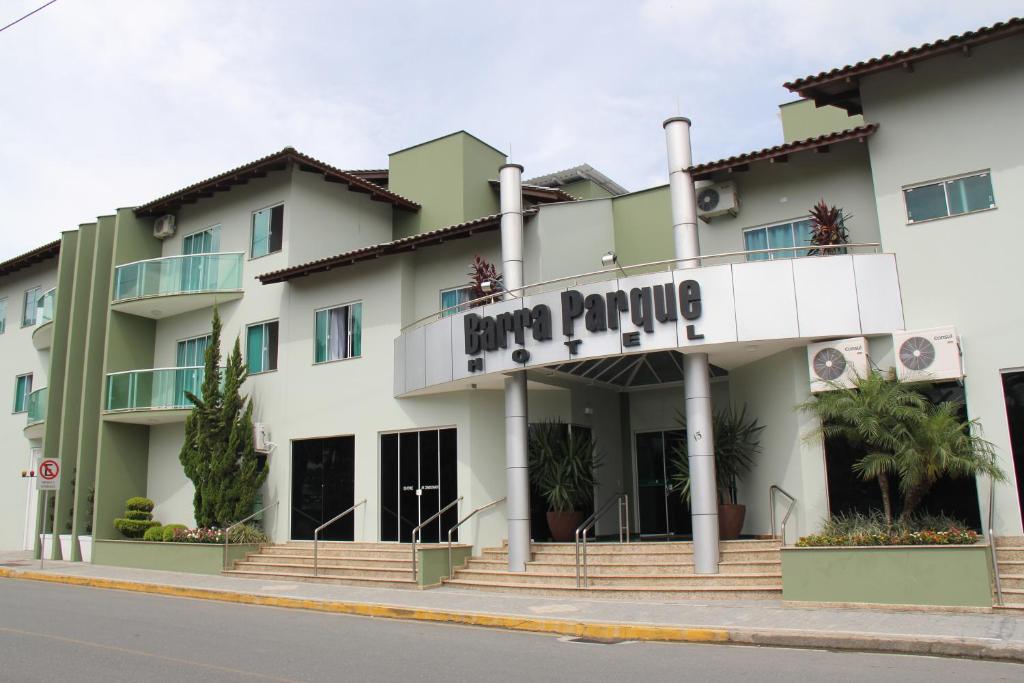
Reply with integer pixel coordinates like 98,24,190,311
0,258,58,549
861,39,1024,534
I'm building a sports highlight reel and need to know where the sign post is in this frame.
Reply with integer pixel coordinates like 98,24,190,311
36,459,60,569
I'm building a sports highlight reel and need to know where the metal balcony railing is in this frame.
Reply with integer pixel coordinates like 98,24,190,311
26,387,47,426
112,253,244,303
105,366,223,412
38,288,56,324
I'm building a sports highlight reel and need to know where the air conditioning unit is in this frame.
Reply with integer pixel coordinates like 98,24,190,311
696,181,739,221
253,423,270,452
153,214,176,240
892,326,962,383
807,336,868,392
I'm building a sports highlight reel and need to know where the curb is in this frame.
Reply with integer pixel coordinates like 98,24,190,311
2,568,1021,663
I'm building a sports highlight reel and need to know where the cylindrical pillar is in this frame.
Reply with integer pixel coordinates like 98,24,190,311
499,163,531,571
664,116,719,573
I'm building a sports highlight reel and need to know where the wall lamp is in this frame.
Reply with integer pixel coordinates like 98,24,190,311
480,279,517,298
601,251,628,277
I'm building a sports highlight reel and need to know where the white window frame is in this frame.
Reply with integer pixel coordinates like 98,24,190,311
0,297,7,335
902,170,996,224
440,284,474,317
13,372,32,414
250,202,284,260
176,333,213,367
742,216,812,261
246,319,279,374
182,224,221,255
314,300,362,365
21,286,41,327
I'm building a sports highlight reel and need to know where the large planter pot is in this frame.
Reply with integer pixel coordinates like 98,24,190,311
547,511,584,542
78,536,93,562
39,534,54,558
58,534,73,560
718,503,746,540
782,545,993,607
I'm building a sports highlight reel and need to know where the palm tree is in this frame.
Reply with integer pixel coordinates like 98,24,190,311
886,401,1003,522
798,370,928,524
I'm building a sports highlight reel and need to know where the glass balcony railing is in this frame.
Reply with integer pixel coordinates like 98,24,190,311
26,387,47,426
112,253,244,303
39,288,56,324
105,367,223,412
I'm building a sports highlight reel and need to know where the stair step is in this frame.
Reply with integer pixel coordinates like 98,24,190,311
482,549,780,564
995,549,1024,562
443,579,781,600
234,561,413,580
244,553,413,569
463,560,778,575
451,568,780,587
259,547,415,560
223,568,417,589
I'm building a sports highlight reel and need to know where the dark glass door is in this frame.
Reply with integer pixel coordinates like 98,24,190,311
634,430,690,537
290,436,355,540
1001,372,1024,529
380,428,458,542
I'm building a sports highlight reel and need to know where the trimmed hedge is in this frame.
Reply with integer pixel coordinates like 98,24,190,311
161,524,187,542
125,497,155,512
114,519,160,538
124,510,152,521
142,525,165,541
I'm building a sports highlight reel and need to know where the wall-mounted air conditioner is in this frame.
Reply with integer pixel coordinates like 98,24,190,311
696,181,739,221
254,423,271,452
807,336,868,393
892,326,962,383
153,214,176,240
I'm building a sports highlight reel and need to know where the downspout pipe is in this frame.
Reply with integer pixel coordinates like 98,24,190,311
499,163,531,572
664,116,720,574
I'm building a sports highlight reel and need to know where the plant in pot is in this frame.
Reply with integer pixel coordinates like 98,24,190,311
669,405,764,539
528,422,601,542
807,199,851,256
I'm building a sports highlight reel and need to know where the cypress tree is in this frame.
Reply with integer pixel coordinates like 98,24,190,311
179,308,266,528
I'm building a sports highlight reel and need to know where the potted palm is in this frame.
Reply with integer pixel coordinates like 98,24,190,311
669,405,764,539
528,422,601,542
807,199,850,256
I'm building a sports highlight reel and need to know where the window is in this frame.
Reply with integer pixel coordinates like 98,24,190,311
247,320,279,374
176,334,212,367
22,286,41,326
183,225,220,255
13,373,32,413
440,285,474,317
0,298,6,334
315,302,362,363
743,218,813,261
251,205,284,258
904,172,995,223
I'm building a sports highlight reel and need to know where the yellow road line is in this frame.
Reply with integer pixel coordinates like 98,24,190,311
0,568,729,644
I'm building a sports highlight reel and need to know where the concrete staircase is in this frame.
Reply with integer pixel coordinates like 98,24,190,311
445,539,782,600
995,537,1024,609
223,541,420,588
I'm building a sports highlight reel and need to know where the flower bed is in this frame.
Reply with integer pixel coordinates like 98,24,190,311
797,528,978,547
92,539,261,575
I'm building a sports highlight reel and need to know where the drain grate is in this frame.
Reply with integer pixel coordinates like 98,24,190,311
564,636,626,645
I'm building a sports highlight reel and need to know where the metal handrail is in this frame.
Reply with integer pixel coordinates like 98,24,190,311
313,499,366,576
575,494,629,588
411,497,463,581
402,242,882,331
769,485,796,545
223,500,279,570
446,497,505,579
988,477,1003,606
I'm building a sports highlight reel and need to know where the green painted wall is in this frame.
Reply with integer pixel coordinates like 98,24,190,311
610,185,671,266
779,99,865,143
93,208,161,543
36,231,78,558
93,540,260,575
562,179,612,200
782,546,993,607
389,132,506,238
418,544,473,586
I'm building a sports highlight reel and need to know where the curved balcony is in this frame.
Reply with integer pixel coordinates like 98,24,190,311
111,253,244,319
103,367,216,424
31,287,56,350
24,387,47,439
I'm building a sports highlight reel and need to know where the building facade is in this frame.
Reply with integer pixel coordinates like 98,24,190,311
3,19,1022,569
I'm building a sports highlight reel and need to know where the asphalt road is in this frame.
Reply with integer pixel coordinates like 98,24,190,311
0,580,1020,683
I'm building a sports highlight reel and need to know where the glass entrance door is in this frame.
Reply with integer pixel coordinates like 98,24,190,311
1002,372,1024,529
290,436,356,540
634,430,691,537
380,428,458,543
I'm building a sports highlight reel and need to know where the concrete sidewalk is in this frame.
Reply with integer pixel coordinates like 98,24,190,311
2,550,1023,664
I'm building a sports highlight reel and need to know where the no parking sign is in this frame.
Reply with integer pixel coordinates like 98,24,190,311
37,458,60,491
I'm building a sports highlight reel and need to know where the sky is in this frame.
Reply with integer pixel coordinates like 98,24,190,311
0,0,1018,260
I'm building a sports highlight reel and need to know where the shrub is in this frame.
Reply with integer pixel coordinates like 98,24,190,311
796,510,980,547
125,497,155,513
124,510,152,521
113,519,161,538
142,525,165,541
227,523,269,545
161,524,187,542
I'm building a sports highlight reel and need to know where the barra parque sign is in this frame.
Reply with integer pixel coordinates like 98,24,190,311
462,279,703,372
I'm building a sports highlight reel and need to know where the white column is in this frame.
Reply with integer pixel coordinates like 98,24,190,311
664,116,719,574
499,163,531,571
